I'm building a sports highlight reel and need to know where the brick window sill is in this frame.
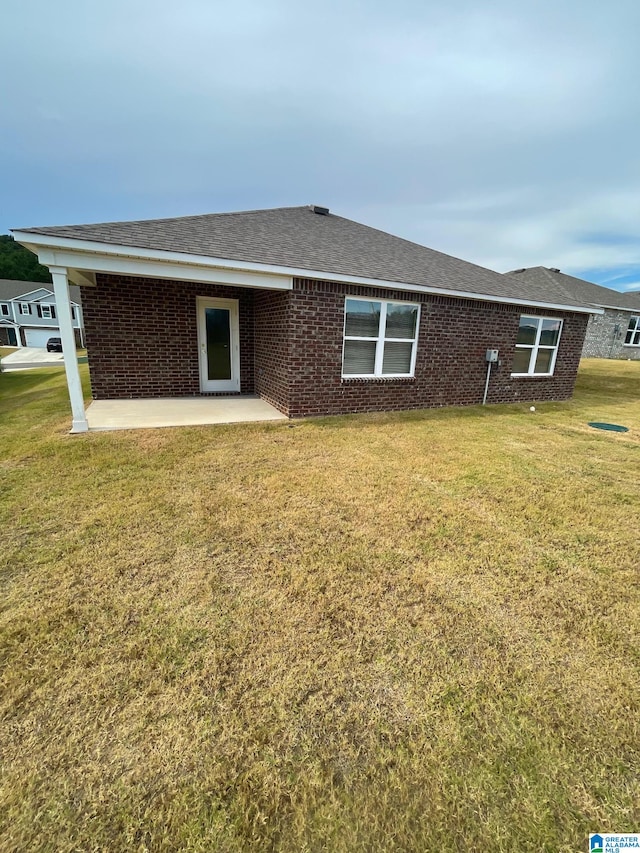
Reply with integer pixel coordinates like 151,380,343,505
510,374,557,380
341,376,416,384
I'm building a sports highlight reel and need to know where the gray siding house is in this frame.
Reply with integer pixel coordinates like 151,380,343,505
0,279,84,348
505,267,640,360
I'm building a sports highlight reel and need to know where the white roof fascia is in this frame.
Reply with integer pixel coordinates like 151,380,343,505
594,302,640,313
30,291,80,306
13,234,293,291
53,251,293,291
12,230,603,314
14,232,294,292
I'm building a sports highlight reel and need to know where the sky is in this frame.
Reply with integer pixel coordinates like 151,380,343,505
1,0,640,291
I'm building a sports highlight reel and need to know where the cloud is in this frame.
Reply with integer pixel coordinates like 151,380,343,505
1,0,640,289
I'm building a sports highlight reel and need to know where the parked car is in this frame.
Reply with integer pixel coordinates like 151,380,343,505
46,337,63,353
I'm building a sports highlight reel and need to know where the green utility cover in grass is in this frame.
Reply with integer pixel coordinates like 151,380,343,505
588,422,629,432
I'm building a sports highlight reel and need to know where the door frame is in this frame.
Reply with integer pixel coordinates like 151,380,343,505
196,296,241,393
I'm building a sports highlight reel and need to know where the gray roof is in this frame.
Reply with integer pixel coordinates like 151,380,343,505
504,267,640,312
0,278,81,303
15,205,596,311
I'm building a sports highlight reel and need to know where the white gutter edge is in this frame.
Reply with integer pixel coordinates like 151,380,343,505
592,302,640,313
11,229,604,315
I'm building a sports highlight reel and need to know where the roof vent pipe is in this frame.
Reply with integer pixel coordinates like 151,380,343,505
310,205,330,215
549,268,561,273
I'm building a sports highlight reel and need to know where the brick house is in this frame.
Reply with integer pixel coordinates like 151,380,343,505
0,279,84,348
13,205,600,433
505,267,640,360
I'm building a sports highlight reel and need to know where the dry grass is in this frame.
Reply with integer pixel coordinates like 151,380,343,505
1,359,639,852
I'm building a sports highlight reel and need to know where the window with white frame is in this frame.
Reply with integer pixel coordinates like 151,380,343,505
342,298,420,377
624,316,640,346
40,304,53,319
0,303,8,316
19,303,30,315
512,315,563,376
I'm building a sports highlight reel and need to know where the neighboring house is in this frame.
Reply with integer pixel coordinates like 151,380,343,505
12,205,601,432
504,267,640,360
0,279,84,348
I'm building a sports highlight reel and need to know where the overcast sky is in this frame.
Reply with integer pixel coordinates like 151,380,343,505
2,0,640,290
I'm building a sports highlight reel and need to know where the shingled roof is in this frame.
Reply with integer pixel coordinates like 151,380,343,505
0,279,81,303
15,205,597,311
504,267,640,312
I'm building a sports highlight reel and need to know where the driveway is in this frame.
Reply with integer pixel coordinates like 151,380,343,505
1,347,65,371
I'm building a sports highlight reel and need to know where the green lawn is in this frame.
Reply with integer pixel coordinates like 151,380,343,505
1,360,639,852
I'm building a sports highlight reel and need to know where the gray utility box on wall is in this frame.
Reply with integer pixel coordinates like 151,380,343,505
485,349,499,363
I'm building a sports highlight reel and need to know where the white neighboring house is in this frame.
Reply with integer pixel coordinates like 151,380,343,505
0,278,84,348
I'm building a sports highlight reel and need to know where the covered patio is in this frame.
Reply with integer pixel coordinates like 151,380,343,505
11,225,295,433
85,395,287,431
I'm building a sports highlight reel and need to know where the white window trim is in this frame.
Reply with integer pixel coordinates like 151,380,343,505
19,302,30,315
41,304,53,319
624,315,640,347
0,303,9,316
342,296,420,379
511,315,563,377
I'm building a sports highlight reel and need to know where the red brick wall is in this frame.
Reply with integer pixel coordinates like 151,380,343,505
287,279,588,417
83,274,255,399
82,273,588,416
254,290,291,415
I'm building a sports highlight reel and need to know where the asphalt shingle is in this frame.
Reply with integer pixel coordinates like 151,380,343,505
0,279,82,303
16,206,600,310
504,267,640,312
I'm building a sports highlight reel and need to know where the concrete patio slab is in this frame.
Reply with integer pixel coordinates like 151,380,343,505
86,396,288,431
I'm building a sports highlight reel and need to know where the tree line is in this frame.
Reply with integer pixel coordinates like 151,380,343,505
0,235,52,283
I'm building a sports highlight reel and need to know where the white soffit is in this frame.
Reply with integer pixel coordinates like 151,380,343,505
13,232,293,291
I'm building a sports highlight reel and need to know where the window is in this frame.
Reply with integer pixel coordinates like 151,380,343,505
512,315,563,376
624,316,640,346
19,303,31,315
71,306,76,320
0,304,8,316
342,298,420,377
40,304,54,319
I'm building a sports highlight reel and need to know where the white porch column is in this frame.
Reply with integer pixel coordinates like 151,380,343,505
50,266,89,433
